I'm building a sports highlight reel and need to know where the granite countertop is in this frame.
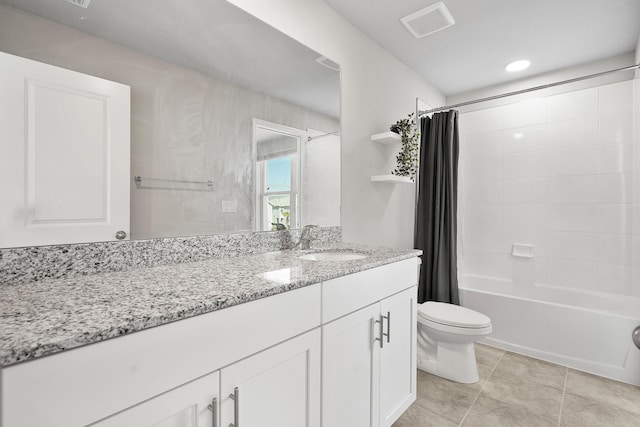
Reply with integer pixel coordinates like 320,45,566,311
0,243,421,367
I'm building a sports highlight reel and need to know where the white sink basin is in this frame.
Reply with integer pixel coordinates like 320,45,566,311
298,251,369,261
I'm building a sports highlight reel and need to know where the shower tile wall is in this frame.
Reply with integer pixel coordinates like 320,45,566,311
459,79,636,296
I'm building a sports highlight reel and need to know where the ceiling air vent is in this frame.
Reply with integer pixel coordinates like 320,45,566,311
66,0,91,9
316,56,340,72
401,1,455,39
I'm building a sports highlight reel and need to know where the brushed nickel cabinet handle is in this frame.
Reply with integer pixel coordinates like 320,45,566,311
229,387,239,427
382,311,391,344
372,317,384,349
207,397,218,427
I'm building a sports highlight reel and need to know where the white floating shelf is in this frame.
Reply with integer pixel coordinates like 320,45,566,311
370,175,414,184
371,131,402,146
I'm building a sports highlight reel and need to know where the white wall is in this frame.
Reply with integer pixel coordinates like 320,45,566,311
227,0,445,248
302,131,341,227
458,79,636,296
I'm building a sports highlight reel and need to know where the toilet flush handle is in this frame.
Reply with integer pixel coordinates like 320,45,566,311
633,326,640,350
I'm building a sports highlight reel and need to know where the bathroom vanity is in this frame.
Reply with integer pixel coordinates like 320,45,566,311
0,245,419,427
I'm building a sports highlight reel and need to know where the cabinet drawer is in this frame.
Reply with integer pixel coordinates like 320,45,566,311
2,283,321,427
322,258,419,323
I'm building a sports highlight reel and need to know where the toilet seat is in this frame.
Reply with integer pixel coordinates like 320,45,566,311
418,301,491,329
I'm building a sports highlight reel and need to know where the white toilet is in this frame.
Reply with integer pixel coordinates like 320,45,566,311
417,301,492,384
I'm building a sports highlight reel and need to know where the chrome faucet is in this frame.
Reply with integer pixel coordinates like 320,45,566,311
295,224,318,250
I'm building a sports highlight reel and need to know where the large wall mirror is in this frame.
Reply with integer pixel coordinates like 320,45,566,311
0,0,341,248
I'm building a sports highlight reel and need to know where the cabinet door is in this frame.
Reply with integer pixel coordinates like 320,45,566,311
91,371,219,427
322,303,381,427
220,328,321,427
379,286,417,427
0,51,130,248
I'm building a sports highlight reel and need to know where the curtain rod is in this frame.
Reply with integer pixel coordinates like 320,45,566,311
419,63,640,116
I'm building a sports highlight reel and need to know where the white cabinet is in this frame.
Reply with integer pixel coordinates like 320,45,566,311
379,288,417,426
0,258,419,427
92,371,220,427
322,258,419,427
1,284,321,427
323,288,417,427
92,329,320,427
220,329,321,427
322,302,381,427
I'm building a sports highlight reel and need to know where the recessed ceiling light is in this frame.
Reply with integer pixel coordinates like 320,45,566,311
505,59,531,72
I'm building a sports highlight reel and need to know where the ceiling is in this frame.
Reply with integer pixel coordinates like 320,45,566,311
322,0,640,96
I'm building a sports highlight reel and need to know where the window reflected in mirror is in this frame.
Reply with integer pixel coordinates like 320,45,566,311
254,120,302,231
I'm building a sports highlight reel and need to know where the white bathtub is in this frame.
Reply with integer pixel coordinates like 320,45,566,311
459,275,640,386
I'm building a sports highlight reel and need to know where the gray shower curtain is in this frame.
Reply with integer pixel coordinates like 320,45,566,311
415,110,460,305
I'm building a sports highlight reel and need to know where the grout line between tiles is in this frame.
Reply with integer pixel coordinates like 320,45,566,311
557,367,569,427
457,349,506,426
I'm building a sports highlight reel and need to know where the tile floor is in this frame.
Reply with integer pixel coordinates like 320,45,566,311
393,344,640,427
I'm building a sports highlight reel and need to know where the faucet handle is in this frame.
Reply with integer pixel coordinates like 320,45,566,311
297,225,319,250
300,224,318,236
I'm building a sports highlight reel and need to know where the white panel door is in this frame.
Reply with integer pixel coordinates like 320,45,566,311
91,371,219,427
0,51,130,247
379,286,417,427
322,303,381,427
220,328,321,427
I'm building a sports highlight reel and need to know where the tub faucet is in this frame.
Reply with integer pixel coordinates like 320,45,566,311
295,224,318,250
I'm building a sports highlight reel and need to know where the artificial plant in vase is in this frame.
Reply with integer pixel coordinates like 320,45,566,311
390,112,419,181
